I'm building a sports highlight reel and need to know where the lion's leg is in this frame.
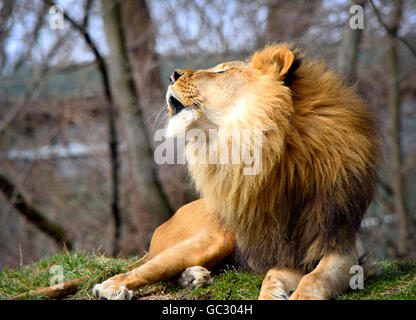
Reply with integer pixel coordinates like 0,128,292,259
258,269,304,300
93,233,232,299
289,251,357,300
93,199,234,300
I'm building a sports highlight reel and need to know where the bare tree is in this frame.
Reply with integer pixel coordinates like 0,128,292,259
336,1,367,255
0,31,70,132
369,0,416,60
0,0,15,71
365,0,413,258
45,0,123,256
100,0,173,226
120,0,165,117
120,0,195,215
384,0,409,257
337,0,366,83
0,174,72,250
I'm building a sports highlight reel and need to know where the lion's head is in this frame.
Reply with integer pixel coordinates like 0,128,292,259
165,45,298,138
165,44,380,274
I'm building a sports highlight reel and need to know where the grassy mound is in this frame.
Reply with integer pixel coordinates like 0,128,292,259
1,251,415,300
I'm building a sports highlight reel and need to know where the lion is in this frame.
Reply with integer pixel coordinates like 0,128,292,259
92,44,380,300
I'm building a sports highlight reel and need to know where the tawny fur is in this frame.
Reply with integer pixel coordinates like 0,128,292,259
177,44,380,274
91,45,381,300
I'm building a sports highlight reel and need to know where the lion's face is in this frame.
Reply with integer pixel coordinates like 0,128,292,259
165,46,298,138
165,60,253,137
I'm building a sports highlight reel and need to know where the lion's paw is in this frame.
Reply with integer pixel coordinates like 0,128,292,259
259,288,289,300
289,292,322,300
179,266,213,290
289,287,324,300
92,281,133,300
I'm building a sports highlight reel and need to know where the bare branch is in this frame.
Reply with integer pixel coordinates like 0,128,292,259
0,32,70,132
0,173,73,250
0,0,15,70
368,0,416,60
45,0,123,256
12,1,49,72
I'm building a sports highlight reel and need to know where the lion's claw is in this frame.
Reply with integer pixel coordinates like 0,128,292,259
92,282,133,300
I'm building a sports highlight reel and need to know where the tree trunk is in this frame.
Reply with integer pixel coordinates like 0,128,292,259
119,0,196,213
337,0,366,84
120,0,165,117
337,0,366,253
386,0,408,257
51,0,123,256
100,0,173,225
0,174,72,250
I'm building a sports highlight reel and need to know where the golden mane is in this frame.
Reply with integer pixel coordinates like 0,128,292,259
187,44,380,273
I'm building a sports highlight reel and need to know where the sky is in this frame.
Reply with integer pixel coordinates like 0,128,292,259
2,0,415,75
3,0,270,71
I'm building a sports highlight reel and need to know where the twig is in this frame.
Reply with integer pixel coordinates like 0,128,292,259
13,254,149,299
44,0,122,257
0,31,69,132
14,276,90,299
368,0,416,60
0,173,73,250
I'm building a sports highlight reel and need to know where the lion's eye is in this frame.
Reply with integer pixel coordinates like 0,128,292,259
214,68,229,74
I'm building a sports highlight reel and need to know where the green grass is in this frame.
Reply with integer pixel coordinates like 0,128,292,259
0,251,137,300
1,251,415,300
339,260,416,300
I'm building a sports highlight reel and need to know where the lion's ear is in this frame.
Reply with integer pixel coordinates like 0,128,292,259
251,45,300,86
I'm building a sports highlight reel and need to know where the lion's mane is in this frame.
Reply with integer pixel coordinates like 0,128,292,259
187,44,380,273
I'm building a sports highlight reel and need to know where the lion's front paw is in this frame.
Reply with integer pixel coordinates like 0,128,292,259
92,281,133,300
289,290,322,300
258,288,289,300
179,266,213,290
289,286,325,300
289,274,327,300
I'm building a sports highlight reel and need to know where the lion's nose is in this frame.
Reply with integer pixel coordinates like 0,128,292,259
169,69,183,84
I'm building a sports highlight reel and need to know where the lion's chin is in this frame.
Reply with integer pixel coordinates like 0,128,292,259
164,109,197,138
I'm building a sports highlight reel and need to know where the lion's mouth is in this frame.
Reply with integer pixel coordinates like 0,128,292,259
168,95,186,116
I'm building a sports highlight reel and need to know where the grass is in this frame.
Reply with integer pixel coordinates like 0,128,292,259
0,251,137,300
0,251,415,300
338,260,416,300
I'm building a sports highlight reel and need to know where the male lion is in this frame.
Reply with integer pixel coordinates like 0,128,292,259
93,44,380,300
